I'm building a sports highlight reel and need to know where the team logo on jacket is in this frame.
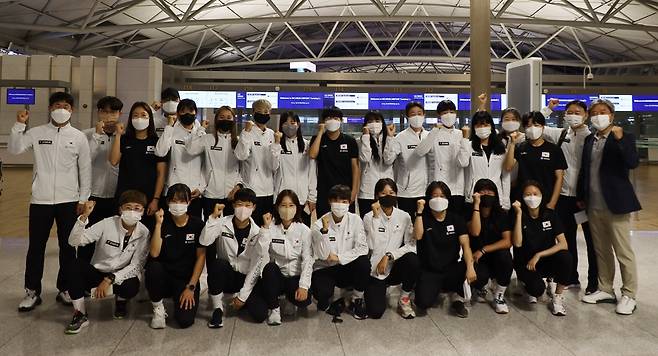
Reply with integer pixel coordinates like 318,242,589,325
542,221,552,231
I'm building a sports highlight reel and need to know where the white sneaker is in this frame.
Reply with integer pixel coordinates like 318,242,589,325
546,280,557,299
527,295,538,304
493,293,509,314
551,294,567,316
150,303,167,329
398,295,415,319
18,289,42,312
267,307,281,326
615,295,637,315
581,290,616,304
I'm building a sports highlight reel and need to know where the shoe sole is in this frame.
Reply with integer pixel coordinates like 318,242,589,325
18,297,42,312
267,322,282,326
150,324,166,329
207,322,224,329
582,298,617,304
552,311,567,316
65,320,89,335
615,306,637,315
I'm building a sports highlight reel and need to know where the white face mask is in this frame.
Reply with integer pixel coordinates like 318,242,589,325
325,119,341,132
564,114,584,128
330,202,349,218
120,210,143,226
51,108,71,124
162,100,178,114
234,206,253,222
408,115,425,129
475,127,491,139
429,197,449,212
523,195,542,209
366,122,383,135
440,113,457,128
168,203,188,217
131,118,150,131
591,114,611,131
278,206,297,221
502,120,520,133
525,126,543,140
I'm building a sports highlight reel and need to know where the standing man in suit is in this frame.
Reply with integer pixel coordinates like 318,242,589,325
577,99,641,315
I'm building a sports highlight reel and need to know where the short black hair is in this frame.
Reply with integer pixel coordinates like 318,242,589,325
161,87,180,101
521,111,546,128
405,101,424,116
425,181,452,201
328,185,351,201
374,178,397,198
565,100,587,112
321,106,343,121
118,189,147,207
49,92,74,107
166,183,192,203
436,100,456,114
177,98,197,114
233,188,257,205
96,96,123,111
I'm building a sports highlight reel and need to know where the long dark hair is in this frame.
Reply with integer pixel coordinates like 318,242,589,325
363,111,387,162
279,111,304,153
214,106,238,149
273,189,303,225
126,102,157,139
473,178,504,218
470,111,505,155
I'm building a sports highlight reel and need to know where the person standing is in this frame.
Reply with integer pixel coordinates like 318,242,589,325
10,92,92,312
152,87,181,136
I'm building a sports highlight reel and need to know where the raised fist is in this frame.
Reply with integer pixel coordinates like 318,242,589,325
95,120,105,135
512,200,522,214
155,208,164,225
416,199,426,214
17,110,29,124
371,201,381,218
461,126,471,139
81,200,96,218
151,101,162,111
317,123,326,134
362,126,370,135
274,130,283,144
262,213,273,228
115,122,125,136
211,203,225,219
244,120,254,132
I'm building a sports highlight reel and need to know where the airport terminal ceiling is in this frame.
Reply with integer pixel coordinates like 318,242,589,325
0,0,658,76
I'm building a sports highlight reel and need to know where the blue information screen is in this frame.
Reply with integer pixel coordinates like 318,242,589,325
323,93,335,108
236,92,246,109
457,93,502,111
278,92,324,109
7,88,36,105
632,95,658,112
544,94,598,110
368,93,423,110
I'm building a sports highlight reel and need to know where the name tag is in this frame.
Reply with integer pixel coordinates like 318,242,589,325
378,227,386,232
254,141,262,146
211,146,223,151
563,138,571,143
472,151,483,157
38,140,52,145
542,221,552,231
156,127,165,132
175,140,185,145
272,238,285,244
221,231,234,238
407,144,417,149
281,150,292,155
100,141,105,145
185,233,195,243
438,142,449,146
329,236,336,242
105,240,120,248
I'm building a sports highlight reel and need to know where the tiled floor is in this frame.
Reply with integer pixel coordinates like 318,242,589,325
1,232,658,356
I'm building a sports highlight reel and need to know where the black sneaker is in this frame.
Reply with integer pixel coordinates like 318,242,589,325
326,298,345,316
65,311,89,334
347,298,367,320
451,300,469,318
208,308,224,328
114,298,128,319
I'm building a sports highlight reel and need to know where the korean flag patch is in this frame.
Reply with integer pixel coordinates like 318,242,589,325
185,234,195,243
446,224,455,235
542,221,552,231
541,151,551,160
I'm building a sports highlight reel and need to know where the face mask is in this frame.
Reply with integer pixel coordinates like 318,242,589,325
234,206,253,222
591,114,611,131
564,114,584,128
330,202,349,218
325,119,341,132
51,109,71,124
120,210,142,226
525,126,543,140
179,113,196,126
131,118,150,131
408,115,425,129
282,123,298,138
523,195,542,209
475,127,491,139
162,101,178,114
278,206,297,221
216,119,234,132
254,113,270,125
378,195,397,209
429,197,449,212
168,203,188,217
367,122,383,135
480,195,497,208
502,120,520,133
440,113,457,128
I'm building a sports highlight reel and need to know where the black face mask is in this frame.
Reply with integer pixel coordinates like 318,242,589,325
480,195,497,208
379,195,397,208
254,113,270,124
216,119,234,132
179,113,196,126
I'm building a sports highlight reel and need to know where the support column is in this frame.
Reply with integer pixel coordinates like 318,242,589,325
470,0,491,114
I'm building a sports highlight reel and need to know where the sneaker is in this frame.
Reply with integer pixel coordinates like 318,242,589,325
326,298,345,316
564,282,581,290
493,294,509,314
267,307,282,326
208,308,224,328
546,280,557,299
347,298,367,320
615,295,637,315
56,291,73,306
18,289,42,312
150,303,167,329
65,311,89,334
527,295,538,304
551,294,567,316
581,290,616,304
451,300,469,318
473,288,488,303
398,295,415,319
114,298,128,319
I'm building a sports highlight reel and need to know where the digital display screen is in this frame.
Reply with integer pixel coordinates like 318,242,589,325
334,92,369,110
368,93,423,110
543,94,598,110
423,93,456,112
236,92,246,108
599,94,633,112
7,88,36,105
456,93,503,111
246,92,278,109
632,95,658,112
179,91,236,108
278,92,324,109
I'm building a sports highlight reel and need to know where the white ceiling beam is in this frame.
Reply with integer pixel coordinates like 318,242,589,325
390,0,408,16
525,26,567,58
151,0,180,22
190,29,207,66
601,0,633,23
265,0,284,17
495,0,515,18
499,23,522,59
253,23,272,61
569,27,591,64
182,0,198,22
284,22,316,58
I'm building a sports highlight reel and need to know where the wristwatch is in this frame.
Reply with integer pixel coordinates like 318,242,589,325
187,284,196,291
385,252,394,261
107,273,116,284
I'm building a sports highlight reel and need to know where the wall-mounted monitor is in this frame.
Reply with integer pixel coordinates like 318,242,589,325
599,94,633,112
7,88,36,105
369,93,423,110
334,92,369,110
278,92,324,109
632,95,658,112
179,90,236,108
246,92,279,109
423,93,457,111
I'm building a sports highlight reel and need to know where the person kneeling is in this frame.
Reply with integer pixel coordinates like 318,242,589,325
364,178,419,319
260,190,314,326
145,183,206,329
311,185,370,320
200,188,269,328
65,190,150,334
